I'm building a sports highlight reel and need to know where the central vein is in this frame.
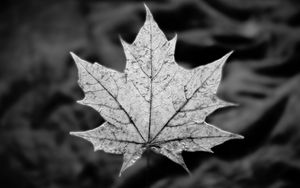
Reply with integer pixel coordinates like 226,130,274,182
148,21,154,143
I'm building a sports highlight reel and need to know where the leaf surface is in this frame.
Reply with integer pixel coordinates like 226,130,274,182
70,5,243,176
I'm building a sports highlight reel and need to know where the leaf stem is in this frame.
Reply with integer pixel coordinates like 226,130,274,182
146,149,150,188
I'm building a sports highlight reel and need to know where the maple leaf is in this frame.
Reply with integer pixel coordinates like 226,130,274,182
70,5,243,176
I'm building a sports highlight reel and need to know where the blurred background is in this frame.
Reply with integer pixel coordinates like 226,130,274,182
0,0,300,188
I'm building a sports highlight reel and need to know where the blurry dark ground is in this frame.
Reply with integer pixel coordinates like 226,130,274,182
1,0,300,188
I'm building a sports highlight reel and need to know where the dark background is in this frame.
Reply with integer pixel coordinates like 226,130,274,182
1,0,300,188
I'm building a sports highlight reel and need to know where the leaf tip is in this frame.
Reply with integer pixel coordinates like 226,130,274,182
70,51,78,60
69,131,78,136
76,100,83,105
221,101,240,108
69,52,84,68
209,50,234,71
184,167,192,175
173,33,178,40
144,3,153,21
118,171,123,177
227,50,234,56
143,3,150,11
229,102,240,107
221,50,233,63
119,35,129,47
169,33,178,44
69,131,86,138
237,134,245,139
178,159,191,175
232,133,244,140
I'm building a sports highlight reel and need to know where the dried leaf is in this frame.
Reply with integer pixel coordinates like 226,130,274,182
70,5,243,176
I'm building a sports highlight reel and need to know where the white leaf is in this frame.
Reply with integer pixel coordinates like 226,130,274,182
70,4,243,176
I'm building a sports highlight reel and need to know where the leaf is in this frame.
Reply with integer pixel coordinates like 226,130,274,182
70,4,243,176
